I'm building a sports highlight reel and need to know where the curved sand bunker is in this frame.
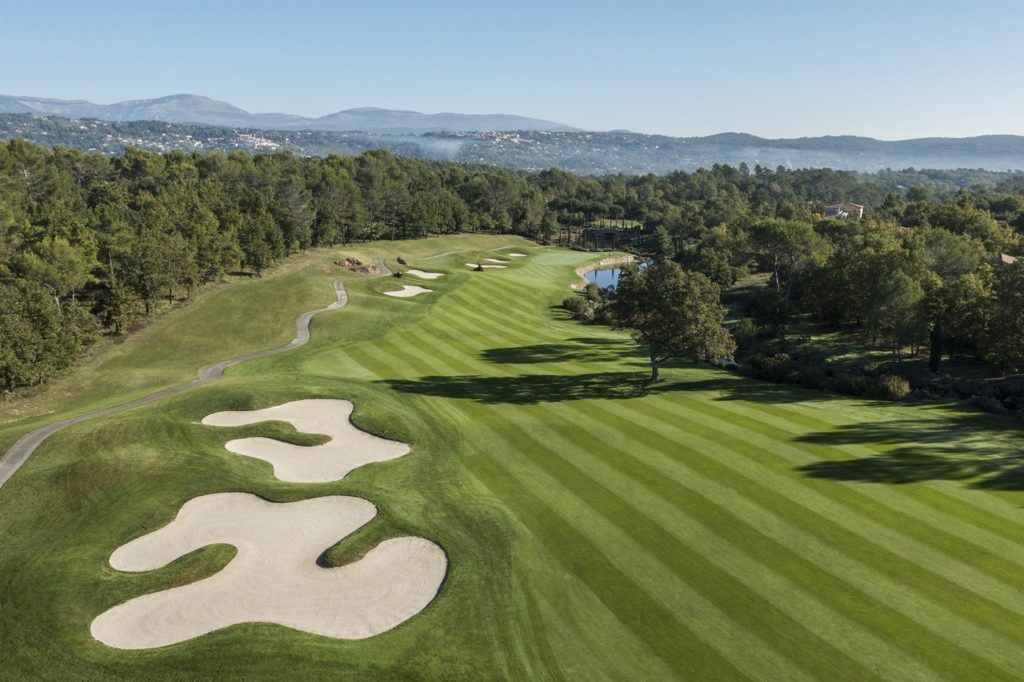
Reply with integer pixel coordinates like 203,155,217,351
483,258,509,264
465,262,507,269
383,285,432,298
202,399,409,483
91,493,446,649
404,269,444,280
508,253,527,257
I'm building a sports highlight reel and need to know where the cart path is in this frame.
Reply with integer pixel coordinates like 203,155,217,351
0,279,348,490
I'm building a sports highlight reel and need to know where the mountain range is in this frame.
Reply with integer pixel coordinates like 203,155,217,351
0,93,577,134
1,93,1023,174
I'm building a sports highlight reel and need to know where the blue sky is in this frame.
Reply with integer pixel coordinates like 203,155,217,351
1,0,1022,139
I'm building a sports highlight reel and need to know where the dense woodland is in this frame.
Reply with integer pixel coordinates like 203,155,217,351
2,138,1024,395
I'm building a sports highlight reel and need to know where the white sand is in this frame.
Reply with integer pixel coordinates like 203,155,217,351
202,399,410,483
91,493,446,649
383,285,432,298
483,258,509,264
404,269,445,280
465,263,507,269
508,253,527,257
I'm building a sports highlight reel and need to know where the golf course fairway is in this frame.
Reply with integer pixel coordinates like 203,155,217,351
2,234,1024,680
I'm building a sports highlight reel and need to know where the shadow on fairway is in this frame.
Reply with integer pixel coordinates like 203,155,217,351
382,367,841,406
380,371,697,404
482,338,640,365
796,410,1024,491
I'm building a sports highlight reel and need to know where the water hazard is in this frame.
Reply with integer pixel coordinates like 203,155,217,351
584,268,622,289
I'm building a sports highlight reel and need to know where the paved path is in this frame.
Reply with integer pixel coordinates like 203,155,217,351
0,280,348,490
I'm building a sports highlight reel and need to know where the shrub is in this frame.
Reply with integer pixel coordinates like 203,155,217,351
866,374,911,401
396,256,407,265
585,282,603,302
967,395,1007,415
791,364,828,390
760,353,795,383
562,296,586,314
731,318,758,349
831,372,868,397
562,296,596,320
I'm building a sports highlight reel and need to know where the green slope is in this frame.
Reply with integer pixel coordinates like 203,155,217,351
1,236,1023,680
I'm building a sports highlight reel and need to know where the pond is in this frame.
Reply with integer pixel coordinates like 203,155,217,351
584,267,622,289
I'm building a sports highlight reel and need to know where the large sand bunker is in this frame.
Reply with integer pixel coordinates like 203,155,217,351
91,493,446,649
383,285,432,298
202,399,409,483
404,269,444,280
465,262,507,270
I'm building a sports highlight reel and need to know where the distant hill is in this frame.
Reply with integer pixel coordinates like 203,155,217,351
0,94,577,133
2,113,1023,175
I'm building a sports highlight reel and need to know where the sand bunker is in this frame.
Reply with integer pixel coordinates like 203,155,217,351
404,269,444,280
465,262,507,270
508,253,527,257
202,399,409,483
91,493,446,649
383,285,432,298
483,258,509,264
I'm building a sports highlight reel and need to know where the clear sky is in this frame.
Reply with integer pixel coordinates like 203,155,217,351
1,0,1022,139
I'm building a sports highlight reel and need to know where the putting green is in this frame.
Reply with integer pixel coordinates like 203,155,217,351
2,235,1024,680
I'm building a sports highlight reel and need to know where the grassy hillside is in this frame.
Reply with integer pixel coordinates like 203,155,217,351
2,235,1023,680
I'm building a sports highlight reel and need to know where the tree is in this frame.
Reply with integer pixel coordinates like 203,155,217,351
749,218,829,308
866,271,926,362
15,235,96,308
610,260,735,381
986,262,1024,372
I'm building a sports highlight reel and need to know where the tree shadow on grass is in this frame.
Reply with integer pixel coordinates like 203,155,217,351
795,411,1024,491
382,365,846,406
482,338,640,365
379,371,697,404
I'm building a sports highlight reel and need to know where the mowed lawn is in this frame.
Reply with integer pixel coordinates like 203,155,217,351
2,237,1024,680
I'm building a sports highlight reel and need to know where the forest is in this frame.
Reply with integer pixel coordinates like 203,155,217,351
1,138,1023,395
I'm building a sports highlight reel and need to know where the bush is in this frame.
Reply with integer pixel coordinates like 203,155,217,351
791,364,828,390
562,296,586,314
967,395,1007,415
396,256,407,265
866,374,911,401
831,372,868,397
731,318,758,349
584,282,603,302
760,353,795,383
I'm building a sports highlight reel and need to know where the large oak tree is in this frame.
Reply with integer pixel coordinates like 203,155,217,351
610,260,735,382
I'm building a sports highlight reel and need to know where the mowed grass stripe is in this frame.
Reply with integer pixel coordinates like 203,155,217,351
608,400,1024,668
682,396,1024,571
518,406,947,681
717,397,1024,535
637,395,1024,617
534,400,1017,678
441,292,569,347
644,396,1024,615
395,327,876,675
463,413,815,681
718,395,1024,519
461,451,749,680
550,397,1024,677
394,327,830,677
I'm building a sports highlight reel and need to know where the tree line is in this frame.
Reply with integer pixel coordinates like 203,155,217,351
2,137,1024,393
